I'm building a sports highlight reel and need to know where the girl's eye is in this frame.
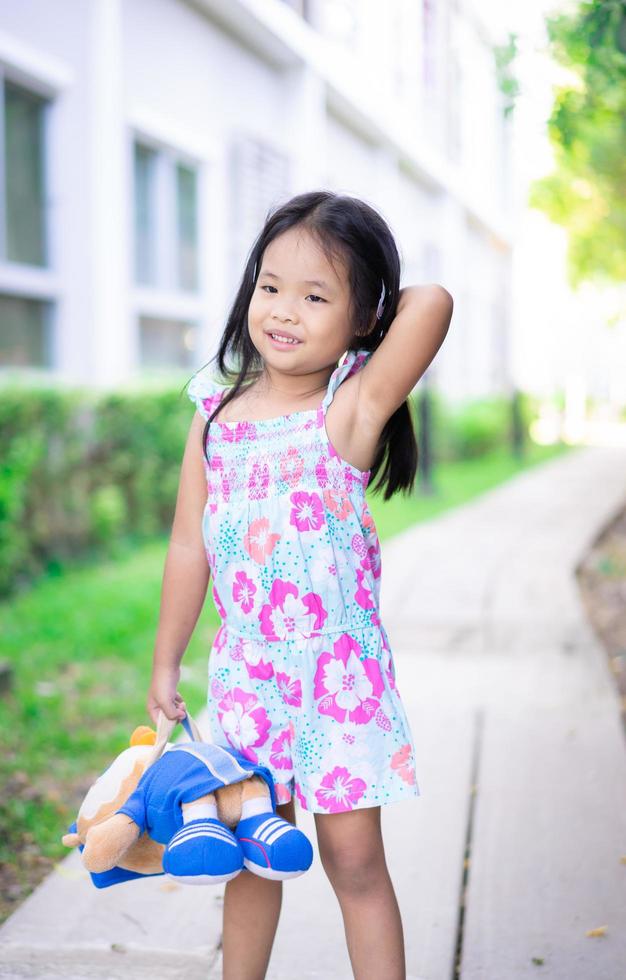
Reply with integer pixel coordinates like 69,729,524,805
259,285,325,303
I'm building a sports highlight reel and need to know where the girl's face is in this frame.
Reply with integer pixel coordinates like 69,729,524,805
248,227,356,373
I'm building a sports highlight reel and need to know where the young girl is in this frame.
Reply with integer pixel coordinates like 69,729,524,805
147,190,453,979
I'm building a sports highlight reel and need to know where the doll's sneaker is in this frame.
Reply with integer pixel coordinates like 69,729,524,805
234,812,314,880
163,818,244,885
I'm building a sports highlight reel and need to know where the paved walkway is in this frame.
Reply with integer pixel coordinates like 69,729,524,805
2,445,626,979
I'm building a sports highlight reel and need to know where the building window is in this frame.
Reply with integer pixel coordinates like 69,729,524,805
1,77,52,368
138,315,196,369
229,134,290,290
132,140,199,292
176,162,198,291
0,293,52,366
133,143,158,285
2,79,49,267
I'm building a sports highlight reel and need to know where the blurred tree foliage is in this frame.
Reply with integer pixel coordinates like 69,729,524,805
529,0,626,287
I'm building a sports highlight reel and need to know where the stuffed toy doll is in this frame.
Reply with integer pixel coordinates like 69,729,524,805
62,711,313,887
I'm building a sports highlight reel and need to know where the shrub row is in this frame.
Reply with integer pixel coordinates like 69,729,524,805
0,381,540,600
0,382,193,598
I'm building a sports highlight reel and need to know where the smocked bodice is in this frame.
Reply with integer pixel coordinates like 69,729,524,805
187,349,381,641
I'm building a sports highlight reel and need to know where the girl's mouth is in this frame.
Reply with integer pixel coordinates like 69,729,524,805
267,332,302,348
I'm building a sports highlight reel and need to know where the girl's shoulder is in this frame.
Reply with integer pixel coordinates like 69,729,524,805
186,364,227,421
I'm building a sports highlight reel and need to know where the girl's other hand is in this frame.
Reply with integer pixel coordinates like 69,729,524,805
146,665,187,725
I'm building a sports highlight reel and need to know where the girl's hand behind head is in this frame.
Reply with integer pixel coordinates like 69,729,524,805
146,664,187,725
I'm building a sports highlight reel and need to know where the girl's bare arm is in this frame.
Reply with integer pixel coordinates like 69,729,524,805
147,411,211,722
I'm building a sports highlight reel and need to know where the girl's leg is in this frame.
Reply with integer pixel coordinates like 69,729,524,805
314,806,405,980
221,798,296,980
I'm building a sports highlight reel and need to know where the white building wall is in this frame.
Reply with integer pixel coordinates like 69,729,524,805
0,0,514,402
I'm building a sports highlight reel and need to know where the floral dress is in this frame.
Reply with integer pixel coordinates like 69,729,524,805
187,347,420,813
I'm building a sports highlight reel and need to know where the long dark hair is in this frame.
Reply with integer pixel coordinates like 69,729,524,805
186,189,418,500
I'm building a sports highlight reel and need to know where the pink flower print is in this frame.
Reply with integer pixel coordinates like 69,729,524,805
269,727,293,771
259,578,328,641
366,535,382,578
240,639,274,681
213,628,228,660
234,421,257,443
289,491,326,533
309,547,341,596
249,460,270,500
352,533,367,561
381,638,396,690
230,639,245,662
294,781,308,810
313,633,384,725
322,488,352,520
351,531,382,579
361,503,375,534
391,744,416,785
210,676,226,699
315,766,367,812
217,687,270,764
342,467,356,493
219,466,237,502
369,609,381,630
275,670,302,707
275,783,293,806
354,568,375,611
314,453,329,488
243,517,281,564
218,422,235,443
232,570,257,614
323,455,350,496
212,585,227,620
279,446,305,487
200,393,222,418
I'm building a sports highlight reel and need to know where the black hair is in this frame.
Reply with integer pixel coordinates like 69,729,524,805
185,189,418,500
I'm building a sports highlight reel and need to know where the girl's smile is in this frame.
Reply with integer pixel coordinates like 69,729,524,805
266,331,303,349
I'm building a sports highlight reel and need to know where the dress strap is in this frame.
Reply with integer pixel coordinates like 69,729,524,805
321,347,373,416
187,364,226,421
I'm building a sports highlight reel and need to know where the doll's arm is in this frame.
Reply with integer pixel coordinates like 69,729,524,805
82,813,141,873
81,782,147,873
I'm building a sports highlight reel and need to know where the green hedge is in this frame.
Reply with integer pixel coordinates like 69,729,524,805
0,383,193,599
417,388,541,462
0,380,544,600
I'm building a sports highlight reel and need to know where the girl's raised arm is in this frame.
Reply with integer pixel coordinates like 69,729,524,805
360,283,453,429
146,411,211,724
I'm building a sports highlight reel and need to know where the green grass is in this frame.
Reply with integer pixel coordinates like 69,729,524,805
0,438,572,919
0,538,219,920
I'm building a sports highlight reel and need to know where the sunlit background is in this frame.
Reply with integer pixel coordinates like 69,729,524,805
2,0,623,440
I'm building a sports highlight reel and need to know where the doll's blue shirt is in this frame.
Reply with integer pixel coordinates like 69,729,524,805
115,742,277,844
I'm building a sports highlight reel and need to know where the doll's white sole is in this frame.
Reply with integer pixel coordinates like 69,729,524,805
165,869,242,885
243,859,306,880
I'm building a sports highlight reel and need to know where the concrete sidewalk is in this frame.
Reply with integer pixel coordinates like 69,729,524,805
2,445,626,979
